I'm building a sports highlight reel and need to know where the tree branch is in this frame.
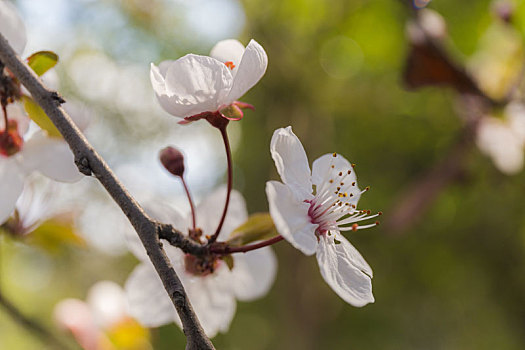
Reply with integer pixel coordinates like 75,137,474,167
0,289,73,350
0,34,214,350
384,114,478,234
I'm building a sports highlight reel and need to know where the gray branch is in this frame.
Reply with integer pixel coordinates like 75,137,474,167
0,33,214,350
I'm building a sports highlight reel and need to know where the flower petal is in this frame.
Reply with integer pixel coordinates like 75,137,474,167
231,246,277,301
149,60,176,99
125,263,177,327
195,186,248,241
0,0,26,54
156,55,233,118
0,158,24,223
266,180,318,255
316,234,374,307
210,39,246,75
477,117,524,175
270,126,313,201
182,267,237,337
20,132,82,182
312,153,361,204
224,40,268,104
63,101,91,132
86,281,128,329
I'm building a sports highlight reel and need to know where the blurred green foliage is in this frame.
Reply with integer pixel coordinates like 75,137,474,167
4,0,525,349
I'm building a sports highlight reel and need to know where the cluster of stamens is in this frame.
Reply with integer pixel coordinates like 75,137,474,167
184,254,221,277
307,153,380,238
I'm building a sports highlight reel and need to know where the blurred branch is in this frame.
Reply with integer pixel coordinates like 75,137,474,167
0,290,73,350
0,34,214,350
385,106,479,234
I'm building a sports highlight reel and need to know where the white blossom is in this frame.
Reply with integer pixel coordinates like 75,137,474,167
54,281,149,350
266,126,376,306
0,103,89,224
150,39,267,122
477,102,525,175
124,187,277,338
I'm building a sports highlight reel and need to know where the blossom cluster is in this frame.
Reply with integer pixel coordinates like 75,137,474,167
0,0,379,342
122,37,379,337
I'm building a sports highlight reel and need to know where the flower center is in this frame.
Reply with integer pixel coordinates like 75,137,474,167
224,61,236,70
0,120,23,157
307,153,380,238
184,254,221,277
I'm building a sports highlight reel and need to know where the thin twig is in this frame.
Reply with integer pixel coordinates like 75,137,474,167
385,116,478,234
208,125,233,243
181,177,197,230
0,33,214,350
0,290,73,350
210,235,284,255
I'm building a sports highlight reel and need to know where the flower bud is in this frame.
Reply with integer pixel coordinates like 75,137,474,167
159,146,185,177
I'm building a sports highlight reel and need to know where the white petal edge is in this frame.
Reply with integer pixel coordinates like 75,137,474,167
316,234,374,307
266,180,318,255
162,54,233,117
224,39,268,104
231,246,277,301
476,118,524,175
125,263,177,327
20,132,82,182
181,267,237,337
270,126,313,201
0,158,24,223
0,1,26,55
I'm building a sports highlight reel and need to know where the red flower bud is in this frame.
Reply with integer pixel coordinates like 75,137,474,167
159,146,185,177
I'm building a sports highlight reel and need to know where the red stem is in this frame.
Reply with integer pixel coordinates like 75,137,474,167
181,177,196,230
208,126,232,243
211,235,284,255
2,103,7,132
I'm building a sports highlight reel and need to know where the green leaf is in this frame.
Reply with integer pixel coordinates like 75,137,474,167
26,217,85,254
27,51,58,76
22,96,62,138
221,255,235,270
227,213,278,246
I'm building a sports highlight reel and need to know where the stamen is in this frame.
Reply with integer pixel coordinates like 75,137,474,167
225,61,236,70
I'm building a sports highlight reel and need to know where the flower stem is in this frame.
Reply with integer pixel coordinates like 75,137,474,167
1,103,7,132
211,235,284,255
181,176,196,230
208,125,232,243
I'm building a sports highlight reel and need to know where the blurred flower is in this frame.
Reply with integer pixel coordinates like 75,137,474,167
477,102,525,174
55,280,151,350
266,126,376,306
468,17,524,100
0,0,26,55
150,39,267,123
124,187,276,337
1,178,54,235
0,102,89,224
